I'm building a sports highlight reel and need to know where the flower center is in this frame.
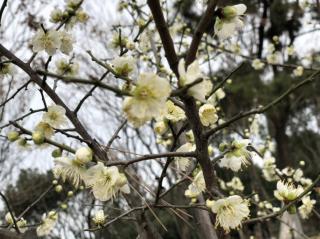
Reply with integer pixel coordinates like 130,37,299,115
136,87,152,100
49,112,58,121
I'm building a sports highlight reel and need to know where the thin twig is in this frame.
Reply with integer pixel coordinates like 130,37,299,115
0,192,20,234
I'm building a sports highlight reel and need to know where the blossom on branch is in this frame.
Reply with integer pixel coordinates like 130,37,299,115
214,4,247,40
219,139,251,172
178,59,212,102
42,105,68,129
36,211,58,237
206,195,250,232
110,56,136,77
84,162,130,201
32,29,61,56
274,180,303,202
53,156,86,188
123,73,171,127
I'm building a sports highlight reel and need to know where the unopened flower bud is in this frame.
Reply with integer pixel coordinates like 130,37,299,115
32,131,45,145
55,185,63,193
52,148,62,158
67,191,74,197
75,147,93,164
7,131,20,142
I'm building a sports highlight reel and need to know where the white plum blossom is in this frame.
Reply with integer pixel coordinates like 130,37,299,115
92,210,107,226
185,170,206,198
164,100,186,122
154,121,167,135
84,162,130,201
286,46,295,56
207,88,226,106
36,211,58,237
267,43,275,53
178,59,212,102
174,142,195,172
262,157,279,182
59,31,75,55
5,213,27,233
298,196,316,219
251,59,265,70
53,157,86,188
214,4,247,40
110,56,136,76
293,169,304,182
0,61,15,78
219,140,251,172
42,105,68,129
199,103,218,126
293,66,304,77
75,147,93,164
32,29,61,55
274,180,304,202
55,58,79,76
226,177,244,192
266,51,281,64
35,121,54,138
123,72,171,127
206,195,250,232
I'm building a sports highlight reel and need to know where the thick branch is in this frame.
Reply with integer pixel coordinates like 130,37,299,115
185,0,219,66
147,0,179,76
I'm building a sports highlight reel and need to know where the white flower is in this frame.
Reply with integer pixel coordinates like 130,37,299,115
92,210,107,226
110,32,128,49
251,59,265,70
5,212,14,225
35,121,54,138
293,66,304,77
75,147,93,164
286,46,295,56
32,29,61,55
214,4,247,40
266,51,281,64
226,177,244,192
164,100,186,122
53,157,86,188
281,167,295,177
76,10,89,23
59,31,75,55
42,105,67,129
154,121,167,135
207,88,226,106
206,195,250,232
84,162,130,201
55,59,79,76
199,103,218,126
36,211,58,237
300,177,312,188
110,56,136,76
219,140,251,172
16,219,27,233
174,143,195,172
293,169,304,182
123,73,171,127
0,61,14,77
50,9,64,23
298,196,316,219
262,157,279,182
267,43,275,53
139,30,152,51
185,170,206,198
274,181,304,202
5,213,27,233
178,59,212,102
